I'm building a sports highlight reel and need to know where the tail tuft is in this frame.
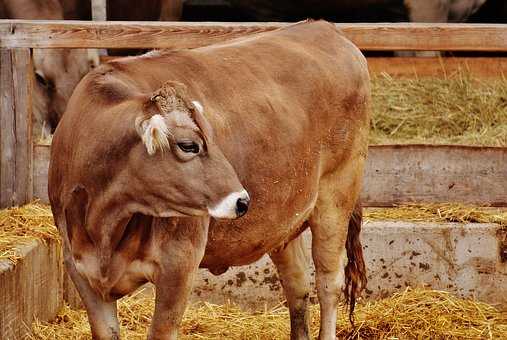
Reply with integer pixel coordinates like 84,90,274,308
344,202,367,325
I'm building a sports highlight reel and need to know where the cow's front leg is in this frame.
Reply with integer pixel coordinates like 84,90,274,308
63,246,120,339
148,217,209,340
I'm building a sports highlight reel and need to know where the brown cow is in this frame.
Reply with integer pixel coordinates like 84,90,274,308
0,0,94,139
49,20,370,339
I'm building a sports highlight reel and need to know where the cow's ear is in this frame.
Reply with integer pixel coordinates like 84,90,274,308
135,114,170,156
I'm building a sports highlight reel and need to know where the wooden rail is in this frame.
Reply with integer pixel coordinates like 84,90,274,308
1,21,507,51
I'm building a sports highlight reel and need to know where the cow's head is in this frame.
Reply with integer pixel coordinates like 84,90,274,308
32,48,96,138
130,81,250,219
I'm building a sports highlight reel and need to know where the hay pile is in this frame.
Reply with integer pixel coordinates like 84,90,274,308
364,203,507,227
31,287,507,339
370,74,507,146
0,202,59,263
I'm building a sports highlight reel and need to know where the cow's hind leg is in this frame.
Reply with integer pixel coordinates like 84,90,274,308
308,168,366,339
63,246,120,339
270,231,311,340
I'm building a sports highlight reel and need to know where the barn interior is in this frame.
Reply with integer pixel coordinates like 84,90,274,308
0,0,506,339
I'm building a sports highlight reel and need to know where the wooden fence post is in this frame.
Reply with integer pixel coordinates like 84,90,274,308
0,49,15,207
0,48,33,208
92,0,107,57
92,0,107,21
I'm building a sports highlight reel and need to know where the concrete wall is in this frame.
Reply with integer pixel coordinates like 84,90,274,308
191,221,507,310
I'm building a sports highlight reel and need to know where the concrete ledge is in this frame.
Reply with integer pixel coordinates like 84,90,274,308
191,222,507,310
0,239,63,339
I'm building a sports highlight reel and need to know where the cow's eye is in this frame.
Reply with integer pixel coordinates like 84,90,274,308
35,72,47,86
177,141,200,154
35,72,54,89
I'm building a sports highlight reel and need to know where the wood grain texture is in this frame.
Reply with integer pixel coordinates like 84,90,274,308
0,21,506,51
12,48,33,205
0,240,63,339
0,48,33,208
63,271,83,309
0,49,15,208
33,144,49,203
33,144,507,207
368,57,507,78
362,145,507,207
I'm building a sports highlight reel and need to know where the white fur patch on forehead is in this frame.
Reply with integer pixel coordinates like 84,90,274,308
135,114,170,156
165,110,198,130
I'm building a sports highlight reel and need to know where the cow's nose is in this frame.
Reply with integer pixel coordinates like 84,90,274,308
235,197,250,217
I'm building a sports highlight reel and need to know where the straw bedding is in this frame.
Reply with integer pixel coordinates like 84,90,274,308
0,202,59,263
370,74,507,146
364,203,507,227
30,287,507,339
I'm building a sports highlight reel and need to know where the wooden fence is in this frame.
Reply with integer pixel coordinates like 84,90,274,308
1,20,507,208
1,21,507,50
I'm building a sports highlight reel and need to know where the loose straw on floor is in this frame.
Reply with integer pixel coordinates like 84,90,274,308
30,287,507,339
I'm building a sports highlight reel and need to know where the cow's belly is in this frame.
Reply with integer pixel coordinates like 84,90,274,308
203,200,316,270
199,101,324,270
200,156,320,270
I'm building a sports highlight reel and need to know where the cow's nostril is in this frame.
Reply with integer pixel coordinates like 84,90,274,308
235,197,250,217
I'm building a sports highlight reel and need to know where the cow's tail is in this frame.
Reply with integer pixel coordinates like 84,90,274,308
344,201,367,324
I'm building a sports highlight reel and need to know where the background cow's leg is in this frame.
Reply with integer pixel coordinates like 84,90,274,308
63,246,120,340
308,165,363,340
270,231,311,340
398,0,450,57
405,0,450,22
148,217,209,340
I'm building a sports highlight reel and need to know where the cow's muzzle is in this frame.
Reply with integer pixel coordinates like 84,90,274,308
208,190,250,219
